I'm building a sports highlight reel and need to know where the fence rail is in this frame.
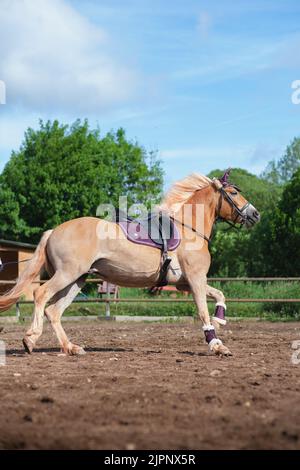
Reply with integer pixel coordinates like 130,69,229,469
0,277,299,319
1,277,300,286
14,297,300,304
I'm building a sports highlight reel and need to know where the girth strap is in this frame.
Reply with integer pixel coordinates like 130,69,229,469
155,212,172,287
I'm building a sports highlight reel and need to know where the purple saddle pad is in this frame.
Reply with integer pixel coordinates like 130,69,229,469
117,214,181,251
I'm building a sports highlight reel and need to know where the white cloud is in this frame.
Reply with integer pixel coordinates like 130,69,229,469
0,113,41,171
171,27,300,87
0,0,138,113
160,145,253,161
172,41,277,83
197,11,212,40
0,113,41,150
160,141,285,177
249,142,284,164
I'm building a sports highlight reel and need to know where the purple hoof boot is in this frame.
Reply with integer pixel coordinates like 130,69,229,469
213,303,227,325
203,325,222,351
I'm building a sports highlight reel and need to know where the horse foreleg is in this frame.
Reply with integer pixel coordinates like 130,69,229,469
187,275,232,356
206,284,227,330
177,281,227,329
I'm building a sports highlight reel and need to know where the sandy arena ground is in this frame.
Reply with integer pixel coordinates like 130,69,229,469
0,319,300,450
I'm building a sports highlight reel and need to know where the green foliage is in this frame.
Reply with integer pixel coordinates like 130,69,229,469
0,186,27,239
0,120,163,242
253,168,300,276
209,230,250,276
262,137,300,184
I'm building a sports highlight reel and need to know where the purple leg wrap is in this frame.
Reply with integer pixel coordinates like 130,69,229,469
204,328,217,344
215,305,226,322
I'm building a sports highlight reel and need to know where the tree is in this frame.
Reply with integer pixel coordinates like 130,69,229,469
262,137,300,185
0,120,163,243
253,167,300,276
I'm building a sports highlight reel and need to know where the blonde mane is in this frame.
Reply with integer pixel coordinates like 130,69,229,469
160,173,212,213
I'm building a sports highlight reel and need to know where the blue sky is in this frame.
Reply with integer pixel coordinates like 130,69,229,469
1,0,300,188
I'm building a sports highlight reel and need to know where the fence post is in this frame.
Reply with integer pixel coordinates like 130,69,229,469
105,294,111,318
16,302,20,321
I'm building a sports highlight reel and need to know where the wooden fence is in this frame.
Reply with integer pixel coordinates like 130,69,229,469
0,277,299,319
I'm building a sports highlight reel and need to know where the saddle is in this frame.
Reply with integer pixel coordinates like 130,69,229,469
115,209,181,287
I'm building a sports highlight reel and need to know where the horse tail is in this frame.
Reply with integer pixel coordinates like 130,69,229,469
0,230,53,312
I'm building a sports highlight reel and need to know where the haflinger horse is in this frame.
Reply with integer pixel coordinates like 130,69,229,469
0,169,260,357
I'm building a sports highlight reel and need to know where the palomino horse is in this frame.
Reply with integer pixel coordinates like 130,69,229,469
0,170,260,356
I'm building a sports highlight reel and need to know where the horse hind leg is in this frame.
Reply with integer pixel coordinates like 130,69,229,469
22,278,57,353
44,275,87,356
22,271,85,353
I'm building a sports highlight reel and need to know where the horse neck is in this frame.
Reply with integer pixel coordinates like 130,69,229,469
178,186,217,239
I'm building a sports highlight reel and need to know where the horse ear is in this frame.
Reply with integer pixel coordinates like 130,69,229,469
212,178,223,190
219,168,231,185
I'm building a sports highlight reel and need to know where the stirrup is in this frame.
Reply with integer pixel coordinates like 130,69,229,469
156,254,171,287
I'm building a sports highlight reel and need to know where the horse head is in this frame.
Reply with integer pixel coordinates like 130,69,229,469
212,169,260,228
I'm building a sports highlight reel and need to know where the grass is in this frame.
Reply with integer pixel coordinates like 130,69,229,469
0,282,299,321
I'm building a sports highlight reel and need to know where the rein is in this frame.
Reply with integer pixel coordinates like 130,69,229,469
170,217,211,244
0,258,32,273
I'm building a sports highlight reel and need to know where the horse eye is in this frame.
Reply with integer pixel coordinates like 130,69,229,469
230,191,238,196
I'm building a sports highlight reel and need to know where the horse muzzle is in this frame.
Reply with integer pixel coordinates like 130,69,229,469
241,204,260,228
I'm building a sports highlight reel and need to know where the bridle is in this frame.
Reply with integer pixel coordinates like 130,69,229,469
171,181,251,244
216,185,250,227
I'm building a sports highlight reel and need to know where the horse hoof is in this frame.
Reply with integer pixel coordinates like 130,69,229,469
23,337,34,354
211,343,232,357
217,344,232,357
68,344,86,356
221,349,232,357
